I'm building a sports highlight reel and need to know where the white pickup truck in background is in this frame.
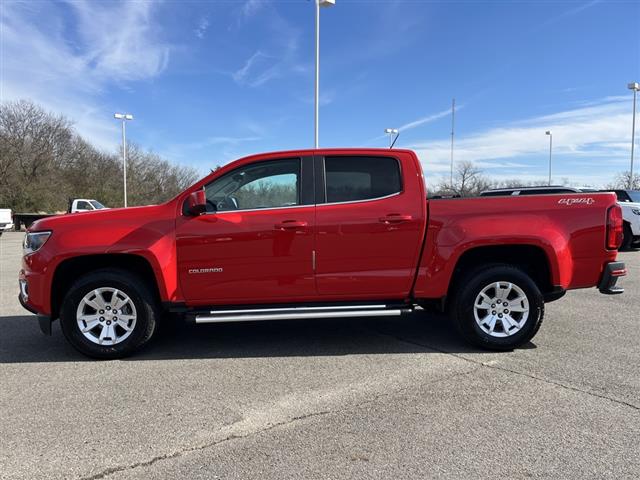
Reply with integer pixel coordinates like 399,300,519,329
608,189,640,249
8,200,109,232
68,199,108,213
0,209,14,237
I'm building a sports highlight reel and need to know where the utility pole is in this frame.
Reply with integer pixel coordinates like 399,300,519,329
450,98,455,185
114,113,133,207
545,130,553,186
628,82,639,188
314,0,335,148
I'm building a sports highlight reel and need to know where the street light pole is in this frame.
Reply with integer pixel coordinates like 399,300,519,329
114,113,133,207
545,130,553,186
628,82,639,189
384,128,399,148
314,0,335,149
450,98,455,185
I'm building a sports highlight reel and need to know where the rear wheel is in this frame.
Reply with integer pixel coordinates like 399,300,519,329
450,264,544,350
60,269,158,359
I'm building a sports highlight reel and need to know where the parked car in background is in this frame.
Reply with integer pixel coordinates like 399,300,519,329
0,209,14,237
480,186,587,196
68,199,108,213
19,149,626,359
601,190,640,250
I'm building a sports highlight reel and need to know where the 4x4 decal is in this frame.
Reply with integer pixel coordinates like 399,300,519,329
558,197,595,206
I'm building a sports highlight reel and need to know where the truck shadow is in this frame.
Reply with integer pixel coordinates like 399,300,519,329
0,312,535,363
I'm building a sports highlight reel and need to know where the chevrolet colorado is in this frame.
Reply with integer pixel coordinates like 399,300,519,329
19,149,627,359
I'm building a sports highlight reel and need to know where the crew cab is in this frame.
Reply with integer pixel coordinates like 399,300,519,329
19,149,626,359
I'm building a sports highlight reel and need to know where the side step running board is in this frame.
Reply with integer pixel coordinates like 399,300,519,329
194,304,410,324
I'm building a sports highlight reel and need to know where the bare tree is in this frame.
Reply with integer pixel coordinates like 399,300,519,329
434,161,492,197
0,99,200,212
606,171,640,190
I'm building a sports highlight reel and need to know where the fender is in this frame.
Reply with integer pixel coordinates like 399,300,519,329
26,203,183,316
413,212,573,299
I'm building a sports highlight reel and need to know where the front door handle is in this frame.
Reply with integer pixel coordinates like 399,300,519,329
379,214,412,224
275,220,308,230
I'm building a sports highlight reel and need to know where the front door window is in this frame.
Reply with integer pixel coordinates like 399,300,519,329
205,159,300,212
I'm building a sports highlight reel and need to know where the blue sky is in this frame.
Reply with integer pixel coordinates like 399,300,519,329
1,0,639,187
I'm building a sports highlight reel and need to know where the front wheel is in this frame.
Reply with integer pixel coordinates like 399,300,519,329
60,269,159,359
450,264,544,350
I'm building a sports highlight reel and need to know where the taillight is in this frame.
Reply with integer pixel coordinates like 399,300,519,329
606,205,623,250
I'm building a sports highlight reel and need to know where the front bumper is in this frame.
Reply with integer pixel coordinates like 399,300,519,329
598,262,626,295
18,293,52,335
19,272,52,335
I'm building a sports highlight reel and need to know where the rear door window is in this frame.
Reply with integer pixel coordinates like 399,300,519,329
324,156,401,203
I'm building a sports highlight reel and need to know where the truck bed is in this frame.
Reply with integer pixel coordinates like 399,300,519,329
413,192,619,299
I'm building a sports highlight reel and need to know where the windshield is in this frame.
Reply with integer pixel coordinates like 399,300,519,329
627,191,640,203
89,200,106,209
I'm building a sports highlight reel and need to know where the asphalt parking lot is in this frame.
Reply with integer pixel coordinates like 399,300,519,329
1,230,639,480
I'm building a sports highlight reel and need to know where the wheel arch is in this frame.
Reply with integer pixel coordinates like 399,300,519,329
51,254,161,319
446,244,555,305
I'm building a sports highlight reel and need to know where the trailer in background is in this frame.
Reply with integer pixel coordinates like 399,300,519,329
12,212,58,231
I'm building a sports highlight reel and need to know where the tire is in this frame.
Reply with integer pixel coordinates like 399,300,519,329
59,268,159,359
621,223,633,251
450,264,544,351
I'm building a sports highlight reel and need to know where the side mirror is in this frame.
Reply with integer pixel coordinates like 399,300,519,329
187,190,207,216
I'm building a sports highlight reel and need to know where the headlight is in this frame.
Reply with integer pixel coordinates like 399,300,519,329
23,231,52,255
632,208,640,216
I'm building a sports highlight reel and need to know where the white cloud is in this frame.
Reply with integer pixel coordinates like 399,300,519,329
195,16,210,39
64,0,170,82
232,51,279,87
231,32,299,88
0,1,170,150
180,136,263,151
162,134,265,173
241,0,267,20
399,108,455,131
534,0,602,30
408,97,633,187
227,3,302,88
365,106,455,144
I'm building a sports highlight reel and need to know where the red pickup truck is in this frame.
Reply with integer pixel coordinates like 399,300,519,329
19,149,626,359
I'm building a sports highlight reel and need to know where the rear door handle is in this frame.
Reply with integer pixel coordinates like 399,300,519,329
379,214,412,224
275,220,308,230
